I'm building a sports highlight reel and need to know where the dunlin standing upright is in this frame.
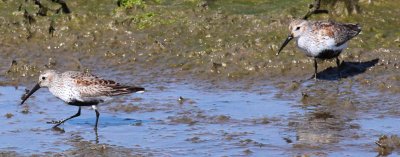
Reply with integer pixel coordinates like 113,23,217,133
21,70,145,130
277,19,361,79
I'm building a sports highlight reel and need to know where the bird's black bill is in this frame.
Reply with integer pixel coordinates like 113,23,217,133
277,34,293,55
20,83,41,105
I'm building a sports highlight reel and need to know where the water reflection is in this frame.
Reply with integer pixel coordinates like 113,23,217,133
0,80,399,156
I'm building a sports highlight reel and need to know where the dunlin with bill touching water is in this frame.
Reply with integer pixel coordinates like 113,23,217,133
277,19,361,79
20,70,145,130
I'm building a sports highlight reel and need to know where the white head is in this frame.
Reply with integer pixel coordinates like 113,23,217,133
288,19,309,38
38,70,58,87
277,19,310,55
21,69,59,105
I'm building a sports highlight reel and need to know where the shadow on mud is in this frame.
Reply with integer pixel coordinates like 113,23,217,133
317,58,379,80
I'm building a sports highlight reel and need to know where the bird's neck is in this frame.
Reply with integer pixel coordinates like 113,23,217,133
48,74,60,88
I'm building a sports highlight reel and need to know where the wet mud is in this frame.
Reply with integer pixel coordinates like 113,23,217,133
0,0,400,156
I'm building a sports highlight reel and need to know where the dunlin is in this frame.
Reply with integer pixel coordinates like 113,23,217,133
21,70,145,129
277,19,361,79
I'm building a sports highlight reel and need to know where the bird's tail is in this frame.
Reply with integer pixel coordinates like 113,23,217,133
351,23,362,35
355,24,362,34
109,86,145,96
342,23,362,38
128,86,145,93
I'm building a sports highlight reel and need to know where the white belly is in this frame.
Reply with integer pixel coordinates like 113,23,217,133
48,84,80,103
297,35,347,57
49,85,110,104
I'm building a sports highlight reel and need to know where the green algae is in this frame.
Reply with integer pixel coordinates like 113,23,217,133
0,1,398,156
0,0,398,88
117,0,147,9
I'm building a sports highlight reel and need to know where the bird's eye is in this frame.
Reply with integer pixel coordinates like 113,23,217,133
295,27,300,30
42,77,46,80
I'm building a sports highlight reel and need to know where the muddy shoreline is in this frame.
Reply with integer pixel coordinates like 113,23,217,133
0,0,400,156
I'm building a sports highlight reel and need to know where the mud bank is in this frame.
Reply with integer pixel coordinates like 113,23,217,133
0,0,399,156
0,0,398,86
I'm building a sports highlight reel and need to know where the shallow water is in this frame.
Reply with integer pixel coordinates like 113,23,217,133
0,79,399,156
0,82,295,155
0,0,399,156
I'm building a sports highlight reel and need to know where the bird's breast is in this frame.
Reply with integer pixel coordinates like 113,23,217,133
297,35,344,57
48,83,80,103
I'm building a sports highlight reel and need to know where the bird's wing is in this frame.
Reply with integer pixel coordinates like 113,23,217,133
66,71,144,98
333,23,361,46
312,21,361,46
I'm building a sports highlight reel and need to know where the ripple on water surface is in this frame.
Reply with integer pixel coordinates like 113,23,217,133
0,81,399,156
0,83,297,155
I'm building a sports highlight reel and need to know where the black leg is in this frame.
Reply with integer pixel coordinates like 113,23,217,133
50,107,81,128
94,109,100,130
313,58,318,80
95,127,99,144
336,57,342,78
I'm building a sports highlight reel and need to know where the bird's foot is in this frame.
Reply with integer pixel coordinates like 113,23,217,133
304,75,315,82
47,120,63,124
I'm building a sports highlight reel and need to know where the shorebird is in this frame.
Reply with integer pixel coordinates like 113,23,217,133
20,70,145,130
277,19,361,79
